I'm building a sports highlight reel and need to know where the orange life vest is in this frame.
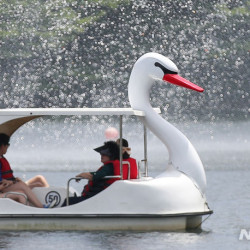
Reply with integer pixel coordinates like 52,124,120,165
0,156,15,180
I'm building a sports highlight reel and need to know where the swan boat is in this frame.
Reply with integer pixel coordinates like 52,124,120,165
0,53,212,231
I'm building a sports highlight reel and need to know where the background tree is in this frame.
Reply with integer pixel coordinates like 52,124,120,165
0,0,249,121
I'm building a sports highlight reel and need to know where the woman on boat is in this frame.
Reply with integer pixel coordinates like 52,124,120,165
0,133,55,208
0,163,53,207
61,140,120,206
1,178,56,208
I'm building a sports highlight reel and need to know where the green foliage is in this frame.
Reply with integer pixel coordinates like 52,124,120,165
0,0,249,121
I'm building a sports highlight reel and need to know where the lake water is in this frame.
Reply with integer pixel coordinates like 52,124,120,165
0,120,249,249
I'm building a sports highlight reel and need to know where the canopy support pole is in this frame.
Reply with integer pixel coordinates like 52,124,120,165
119,115,123,179
144,124,148,177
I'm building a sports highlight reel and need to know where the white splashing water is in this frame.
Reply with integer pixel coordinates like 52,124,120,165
6,117,250,172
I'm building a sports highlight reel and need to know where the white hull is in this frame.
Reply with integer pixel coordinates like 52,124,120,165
0,170,212,231
0,213,211,231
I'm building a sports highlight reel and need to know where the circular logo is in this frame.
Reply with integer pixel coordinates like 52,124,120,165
45,191,61,207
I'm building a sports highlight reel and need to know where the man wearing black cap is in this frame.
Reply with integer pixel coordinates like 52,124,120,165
61,141,120,206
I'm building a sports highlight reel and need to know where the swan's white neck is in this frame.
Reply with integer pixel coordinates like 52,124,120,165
128,55,206,193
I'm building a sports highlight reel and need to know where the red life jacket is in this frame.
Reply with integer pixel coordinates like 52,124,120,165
106,157,138,185
82,160,120,197
119,157,138,180
0,156,15,180
101,158,138,185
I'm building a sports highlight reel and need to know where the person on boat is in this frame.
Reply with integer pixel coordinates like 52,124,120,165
0,178,56,208
0,133,49,188
0,133,55,208
0,170,27,205
61,140,120,206
116,138,138,179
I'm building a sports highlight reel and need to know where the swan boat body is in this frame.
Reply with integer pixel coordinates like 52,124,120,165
0,53,212,231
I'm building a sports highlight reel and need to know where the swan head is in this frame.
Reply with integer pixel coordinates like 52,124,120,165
128,52,203,109
128,53,207,193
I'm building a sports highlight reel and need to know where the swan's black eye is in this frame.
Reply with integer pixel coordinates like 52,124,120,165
155,62,177,75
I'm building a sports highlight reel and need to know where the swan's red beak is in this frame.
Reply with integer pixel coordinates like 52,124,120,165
163,74,204,92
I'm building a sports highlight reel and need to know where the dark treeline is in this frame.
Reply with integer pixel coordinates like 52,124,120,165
0,0,249,122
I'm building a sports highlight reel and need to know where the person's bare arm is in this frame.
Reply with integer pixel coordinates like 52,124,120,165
76,172,93,180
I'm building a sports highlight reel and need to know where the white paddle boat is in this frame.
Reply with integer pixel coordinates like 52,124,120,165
0,52,212,231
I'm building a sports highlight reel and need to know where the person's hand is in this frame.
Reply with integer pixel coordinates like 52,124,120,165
1,179,13,188
75,175,83,182
0,180,12,192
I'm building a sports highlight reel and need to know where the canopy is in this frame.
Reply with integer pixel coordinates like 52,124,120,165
0,108,161,136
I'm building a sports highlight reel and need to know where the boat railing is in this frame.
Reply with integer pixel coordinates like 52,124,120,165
4,191,28,205
103,175,121,179
123,161,131,179
66,177,83,206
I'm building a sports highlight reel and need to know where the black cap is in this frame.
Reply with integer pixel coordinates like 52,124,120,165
94,145,112,156
116,138,129,147
94,141,120,160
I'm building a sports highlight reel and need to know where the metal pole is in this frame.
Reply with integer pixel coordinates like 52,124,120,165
119,115,123,179
66,178,72,206
66,177,82,206
144,124,148,177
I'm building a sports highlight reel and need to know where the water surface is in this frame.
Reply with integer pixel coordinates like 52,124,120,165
0,120,249,249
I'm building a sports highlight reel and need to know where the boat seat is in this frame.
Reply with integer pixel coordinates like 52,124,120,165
32,186,79,208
